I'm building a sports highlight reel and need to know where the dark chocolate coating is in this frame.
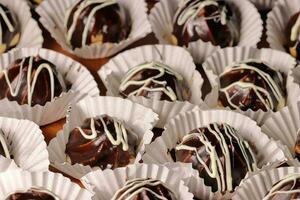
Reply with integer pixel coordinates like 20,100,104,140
0,56,67,106
286,11,300,60
65,0,131,49
65,115,138,169
172,0,239,47
295,131,300,161
0,3,20,54
119,62,190,101
218,61,286,112
196,64,212,100
174,123,256,192
6,188,57,200
29,0,43,5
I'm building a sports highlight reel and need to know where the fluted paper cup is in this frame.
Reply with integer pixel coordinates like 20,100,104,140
0,48,100,126
0,156,18,172
1,0,43,52
249,0,278,10
149,0,263,49
232,167,300,200
0,170,93,200
202,46,299,125
185,175,216,200
37,0,151,59
81,163,194,200
0,117,49,172
48,96,158,179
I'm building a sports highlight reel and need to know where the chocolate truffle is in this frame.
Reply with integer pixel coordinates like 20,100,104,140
119,61,190,101
6,187,59,200
0,129,10,159
174,123,257,193
0,56,67,106
172,0,239,47
0,3,20,54
218,60,286,112
286,11,300,60
112,178,176,200
263,173,300,200
65,0,131,49
65,115,139,169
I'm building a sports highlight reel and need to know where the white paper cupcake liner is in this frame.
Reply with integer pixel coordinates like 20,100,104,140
149,0,263,49
0,117,49,172
0,48,100,126
249,0,278,10
2,0,43,52
202,46,299,125
37,0,151,59
99,44,208,126
0,156,18,172
0,170,93,200
266,0,300,54
48,96,158,179
232,167,300,200
81,163,194,200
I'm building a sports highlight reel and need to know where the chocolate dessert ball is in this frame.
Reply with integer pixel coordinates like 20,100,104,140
112,178,176,200
65,115,139,169
0,129,10,159
65,0,131,49
218,60,286,112
263,173,300,200
119,61,190,101
0,3,20,54
0,56,67,106
172,0,239,47
174,123,257,193
6,187,59,200
286,11,300,60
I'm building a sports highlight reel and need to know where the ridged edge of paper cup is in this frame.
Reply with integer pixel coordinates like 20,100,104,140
81,163,194,200
149,0,263,48
0,170,93,200
48,96,158,179
0,156,18,172
0,48,100,125
37,0,151,59
249,0,278,10
0,117,49,172
202,46,299,125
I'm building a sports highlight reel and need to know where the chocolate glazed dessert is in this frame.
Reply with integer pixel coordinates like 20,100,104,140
6,187,60,200
286,11,300,60
112,178,177,200
172,0,239,47
65,115,139,169
173,123,257,193
119,61,190,101
65,0,131,49
263,173,300,200
0,129,10,159
0,56,67,106
0,3,20,54
218,60,286,112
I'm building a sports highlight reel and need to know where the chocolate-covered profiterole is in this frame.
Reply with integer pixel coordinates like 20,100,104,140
263,173,300,200
65,115,139,169
0,56,67,106
119,61,190,101
6,187,60,200
0,129,10,158
218,60,286,112
172,0,239,47
65,0,131,49
0,3,20,54
286,11,300,60
174,123,257,193
112,178,176,200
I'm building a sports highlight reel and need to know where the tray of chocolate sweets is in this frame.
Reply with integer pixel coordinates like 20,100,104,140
1,0,300,199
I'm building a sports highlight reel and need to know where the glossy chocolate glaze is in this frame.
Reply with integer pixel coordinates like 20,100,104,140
286,11,300,60
6,188,59,200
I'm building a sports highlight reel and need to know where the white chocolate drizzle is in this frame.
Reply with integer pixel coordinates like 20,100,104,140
0,56,65,106
219,61,285,111
111,178,176,200
5,187,60,200
175,123,257,192
0,129,10,159
263,173,300,200
291,14,300,42
76,116,138,151
64,0,117,47
0,4,15,45
119,61,184,101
